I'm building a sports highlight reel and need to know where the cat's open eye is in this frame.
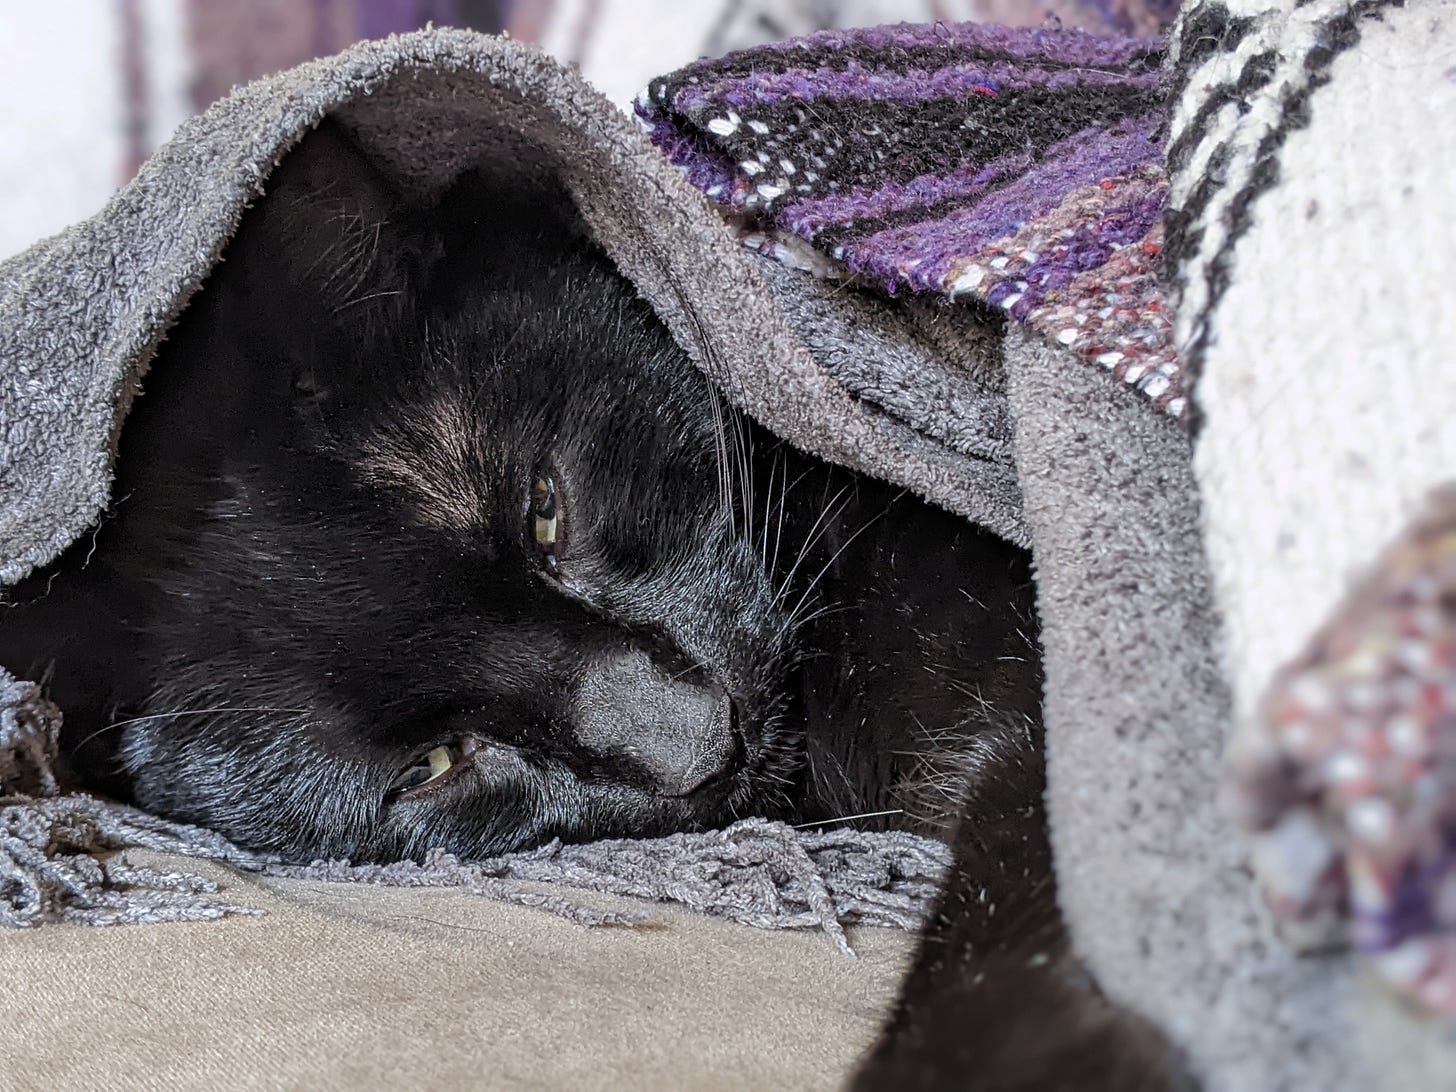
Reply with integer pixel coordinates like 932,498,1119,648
530,467,567,573
387,742,466,798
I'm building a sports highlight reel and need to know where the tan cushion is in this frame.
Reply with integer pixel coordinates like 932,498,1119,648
2,852,911,1089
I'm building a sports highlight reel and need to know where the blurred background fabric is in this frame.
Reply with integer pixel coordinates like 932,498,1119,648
0,0,1176,261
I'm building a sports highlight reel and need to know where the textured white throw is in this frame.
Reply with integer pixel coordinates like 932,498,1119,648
1166,0,1456,1085
1176,0,1456,728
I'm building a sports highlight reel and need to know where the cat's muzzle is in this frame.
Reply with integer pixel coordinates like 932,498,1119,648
571,648,744,797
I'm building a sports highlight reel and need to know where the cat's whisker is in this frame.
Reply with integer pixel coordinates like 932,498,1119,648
302,234,347,280
781,493,900,633
758,445,784,567
730,404,754,544
807,745,860,805
666,660,711,683
792,808,905,829
780,600,851,631
73,706,311,753
770,462,816,580
769,481,854,613
706,384,733,525
334,289,402,314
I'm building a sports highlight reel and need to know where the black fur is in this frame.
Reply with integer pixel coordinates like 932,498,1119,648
0,122,1185,1088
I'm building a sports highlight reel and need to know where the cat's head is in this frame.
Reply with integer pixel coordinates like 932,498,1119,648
54,122,804,861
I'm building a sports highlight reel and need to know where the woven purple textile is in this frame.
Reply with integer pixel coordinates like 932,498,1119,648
637,21,1184,419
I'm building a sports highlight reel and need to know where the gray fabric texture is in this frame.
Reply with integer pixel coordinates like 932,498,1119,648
1005,327,1348,1090
1008,325,1456,1088
737,251,1028,543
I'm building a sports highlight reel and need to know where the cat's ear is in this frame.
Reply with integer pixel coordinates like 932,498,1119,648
227,118,436,389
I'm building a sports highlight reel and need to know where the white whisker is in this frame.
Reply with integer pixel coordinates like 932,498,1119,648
74,706,311,753
794,808,906,828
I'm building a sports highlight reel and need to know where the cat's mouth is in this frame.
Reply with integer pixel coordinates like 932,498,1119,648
718,699,802,821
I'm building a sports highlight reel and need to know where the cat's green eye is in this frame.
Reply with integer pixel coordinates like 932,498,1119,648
531,472,563,571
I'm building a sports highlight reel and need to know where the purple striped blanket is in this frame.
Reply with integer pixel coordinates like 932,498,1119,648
637,21,1184,420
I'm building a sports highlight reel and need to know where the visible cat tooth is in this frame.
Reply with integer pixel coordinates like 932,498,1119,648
425,746,453,781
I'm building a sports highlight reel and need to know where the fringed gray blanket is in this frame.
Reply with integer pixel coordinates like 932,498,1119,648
2,670,947,947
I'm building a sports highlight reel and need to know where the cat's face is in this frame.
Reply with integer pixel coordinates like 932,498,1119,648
41,125,804,861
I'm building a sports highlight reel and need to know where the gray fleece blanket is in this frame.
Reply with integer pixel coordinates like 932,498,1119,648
0,29,977,948
0,22,1156,947
4,18,1452,1092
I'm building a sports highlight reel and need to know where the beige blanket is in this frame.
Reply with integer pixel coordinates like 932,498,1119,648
0,849,910,1089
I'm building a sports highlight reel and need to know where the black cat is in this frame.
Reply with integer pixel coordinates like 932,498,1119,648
0,122,1183,1089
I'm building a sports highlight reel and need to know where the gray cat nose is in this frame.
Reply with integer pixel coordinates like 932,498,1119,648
573,650,742,797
